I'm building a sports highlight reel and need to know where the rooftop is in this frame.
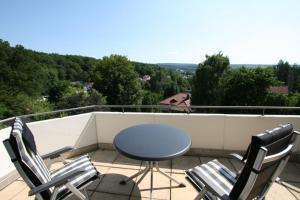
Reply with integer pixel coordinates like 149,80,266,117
0,149,300,200
160,93,191,112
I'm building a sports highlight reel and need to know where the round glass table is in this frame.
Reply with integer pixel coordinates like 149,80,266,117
113,123,192,199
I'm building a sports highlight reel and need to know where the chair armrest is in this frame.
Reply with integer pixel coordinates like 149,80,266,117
28,168,85,196
229,153,245,163
41,146,74,160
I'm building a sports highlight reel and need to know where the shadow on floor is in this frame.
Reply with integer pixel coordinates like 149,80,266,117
94,173,142,199
278,162,300,193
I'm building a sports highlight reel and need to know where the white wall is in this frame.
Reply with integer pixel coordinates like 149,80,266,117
0,127,17,189
28,113,97,155
95,112,300,153
95,112,155,144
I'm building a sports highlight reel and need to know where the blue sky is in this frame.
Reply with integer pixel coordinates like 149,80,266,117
0,0,299,64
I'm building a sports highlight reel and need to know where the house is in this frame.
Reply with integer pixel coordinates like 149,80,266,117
160,92,191,112
269,86,289,94
141,75,151,81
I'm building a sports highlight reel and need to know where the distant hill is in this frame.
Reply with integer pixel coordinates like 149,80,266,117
157,63,279,72
157,63,197,72
231,64,275,68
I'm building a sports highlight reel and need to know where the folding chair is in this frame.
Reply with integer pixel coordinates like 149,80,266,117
3,117,100,200
186,124,299,200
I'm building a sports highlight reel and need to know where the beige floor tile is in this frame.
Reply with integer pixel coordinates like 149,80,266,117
10,187,35,200
283,182,300,199
132,171,171,200
91,191,129,200
50,190,94,200
170,173,198,200
113,154,142,170
266,183,297,200
90,150,118,167
2,151,299,200
130,196,162,200
96,167,139,195
280,163,300,182
0,180,27,200
95,164,110,172
171,156,200,174
87,177,102,191
157,160,171,171
49,161,65,171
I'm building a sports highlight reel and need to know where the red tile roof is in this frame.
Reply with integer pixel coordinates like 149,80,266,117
269,86,288,94
160,93,191,112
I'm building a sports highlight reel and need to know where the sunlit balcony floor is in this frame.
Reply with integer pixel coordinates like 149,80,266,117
1,149,300,200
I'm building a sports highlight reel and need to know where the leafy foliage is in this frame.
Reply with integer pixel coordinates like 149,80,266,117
192,52,230,105
133,62,190,98
0,39,99,118
93,55,143,105
55,89,106,109
2,38,300,118
220,67,276,106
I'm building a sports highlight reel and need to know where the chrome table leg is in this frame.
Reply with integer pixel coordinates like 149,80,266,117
120,162,150,184
150,161,153,200
154,162,185,187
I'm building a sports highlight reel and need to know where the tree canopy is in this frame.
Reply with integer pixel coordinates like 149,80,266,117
192,52,230,105
93,55,143,105
1,38,300,118
220,67,276,106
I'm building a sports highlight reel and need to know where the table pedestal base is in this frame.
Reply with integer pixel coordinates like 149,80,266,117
120,161,185,199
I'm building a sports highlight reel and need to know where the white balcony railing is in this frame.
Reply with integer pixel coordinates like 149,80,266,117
1,111,300,189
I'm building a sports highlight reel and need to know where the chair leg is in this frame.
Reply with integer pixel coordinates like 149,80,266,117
194,186,208,200
50,188,59,200
83,188,90,200
66,183,87,200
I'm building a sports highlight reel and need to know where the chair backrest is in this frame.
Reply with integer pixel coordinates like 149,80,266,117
3,118,52,199
230,124,297,200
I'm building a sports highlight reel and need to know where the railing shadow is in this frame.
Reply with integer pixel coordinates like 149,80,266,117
93,173,142,199
278,162,300,192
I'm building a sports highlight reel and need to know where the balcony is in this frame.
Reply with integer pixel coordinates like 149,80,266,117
0,110,300,199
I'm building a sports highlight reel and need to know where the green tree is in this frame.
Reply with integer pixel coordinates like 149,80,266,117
286,64,300,93
55,89,106,109
192,52,230,105
48,80,74,103
220,67,276,106
141,91,162,105
265,93,289,106
0,90,52,118
93,55,142,105
274,60,290,85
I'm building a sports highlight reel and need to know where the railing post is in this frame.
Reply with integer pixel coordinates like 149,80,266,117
262,108,265,116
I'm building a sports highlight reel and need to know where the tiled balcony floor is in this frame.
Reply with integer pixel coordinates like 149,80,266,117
1,149,300,200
